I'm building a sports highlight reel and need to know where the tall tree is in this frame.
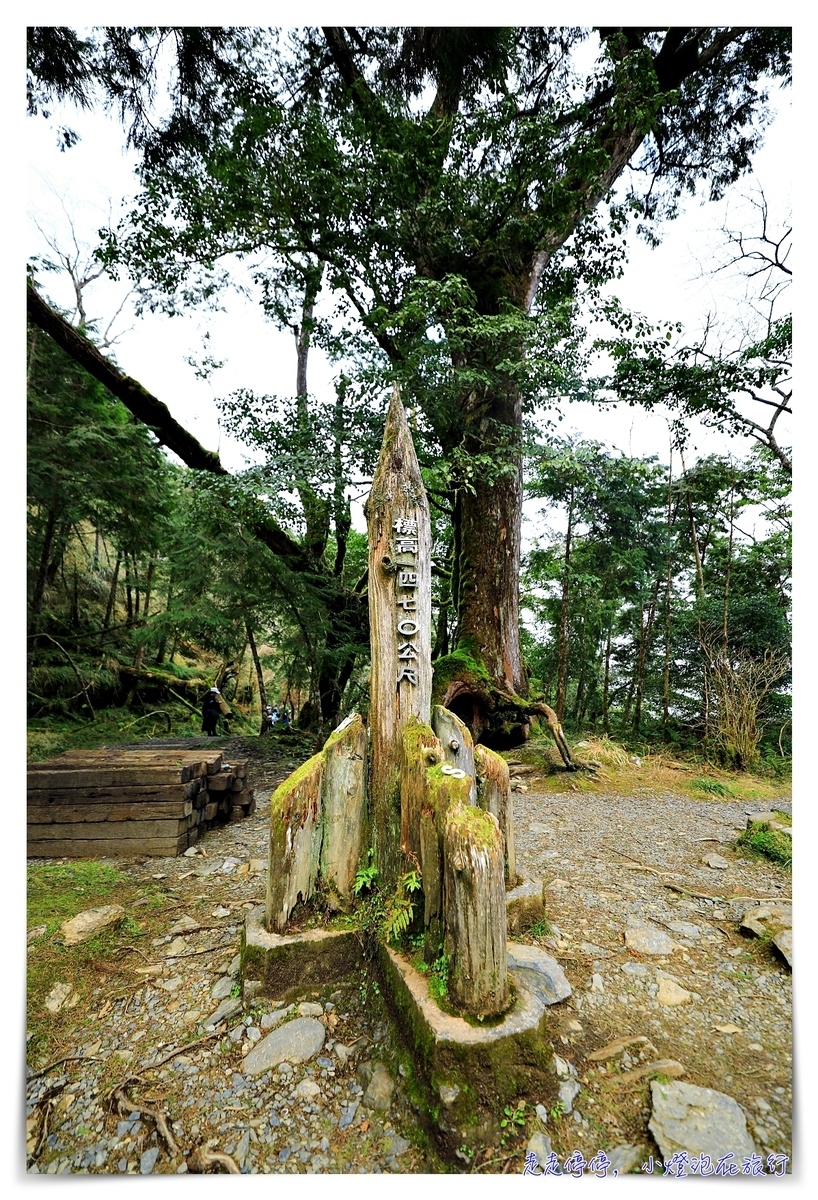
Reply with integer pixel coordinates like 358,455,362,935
30,25,791,741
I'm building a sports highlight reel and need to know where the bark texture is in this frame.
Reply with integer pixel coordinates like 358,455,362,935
364,386,432,886
454,385,526,699
443,802,508,1018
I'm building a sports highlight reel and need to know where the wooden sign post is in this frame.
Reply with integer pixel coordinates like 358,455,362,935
364,386,432,887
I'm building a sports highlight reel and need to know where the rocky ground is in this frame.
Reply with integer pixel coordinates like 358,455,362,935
26,737,792,1176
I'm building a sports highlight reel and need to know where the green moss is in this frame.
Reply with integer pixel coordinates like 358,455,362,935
737,823,792,868
270,750,325,826
431,646,491,705
321,713,365,753
402,716,439,761
445,800,501,852
425,764,473,825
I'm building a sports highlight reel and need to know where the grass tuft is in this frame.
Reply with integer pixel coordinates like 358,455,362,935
690,777,734,797
736,824,792,869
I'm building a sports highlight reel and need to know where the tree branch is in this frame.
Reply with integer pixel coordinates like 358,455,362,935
28,281,227,475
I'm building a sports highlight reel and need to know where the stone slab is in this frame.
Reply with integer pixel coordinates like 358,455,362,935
649,1080,755,1163
507,941,571,1005
242,1016,325,1076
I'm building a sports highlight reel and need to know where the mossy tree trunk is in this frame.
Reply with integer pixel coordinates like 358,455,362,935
474,744,516,885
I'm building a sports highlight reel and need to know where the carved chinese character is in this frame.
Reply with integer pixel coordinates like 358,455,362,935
397,665,418,685
392,518,418,536
397,641,419,660
397,619,420,636
396,595,417,611
394,538,419,554
398,571,417,588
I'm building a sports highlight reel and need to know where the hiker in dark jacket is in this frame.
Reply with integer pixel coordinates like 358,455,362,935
201,688,221,737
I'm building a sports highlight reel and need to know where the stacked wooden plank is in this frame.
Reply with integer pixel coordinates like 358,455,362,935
27,749,255,859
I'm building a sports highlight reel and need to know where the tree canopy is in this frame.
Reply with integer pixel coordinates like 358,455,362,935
26,25,791,750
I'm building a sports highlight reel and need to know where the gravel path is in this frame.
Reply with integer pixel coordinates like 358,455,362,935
26,742,792,1175
512,785,792,1167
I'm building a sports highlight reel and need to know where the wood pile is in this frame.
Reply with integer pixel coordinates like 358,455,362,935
27,749,255,859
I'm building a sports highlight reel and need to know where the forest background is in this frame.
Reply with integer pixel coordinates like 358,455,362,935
22,18,794,765
6,6,814,1196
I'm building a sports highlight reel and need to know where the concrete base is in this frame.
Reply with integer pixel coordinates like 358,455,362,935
242,907,556,1158
506,877,545,935
379,944,553,1155
242,906,361,1000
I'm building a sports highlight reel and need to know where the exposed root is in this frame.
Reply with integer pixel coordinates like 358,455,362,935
26,1084,64,1164
29,1053,100,1081
187,1139,241,1174
101,1031,221,1101
111,1086,178,1156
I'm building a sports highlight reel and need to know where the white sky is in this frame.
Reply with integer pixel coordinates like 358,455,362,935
6,10,815,1199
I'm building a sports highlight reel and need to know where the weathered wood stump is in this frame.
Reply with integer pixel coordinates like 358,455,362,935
319,714,367,910
267,713,368,930
419,761,473,964
400,717,443,867
432,704,476,803
266,752,324,933
474,744,517,885
443,802,508,1018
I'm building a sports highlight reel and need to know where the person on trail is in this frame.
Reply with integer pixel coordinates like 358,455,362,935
270,706,279,726
279,709,290,729
201,688,221,737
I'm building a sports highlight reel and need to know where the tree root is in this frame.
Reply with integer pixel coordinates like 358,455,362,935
526,702,577,770
29,1053,101,1081
187,1139,241,1174
110,1086,179,1156
101,1031,221,1102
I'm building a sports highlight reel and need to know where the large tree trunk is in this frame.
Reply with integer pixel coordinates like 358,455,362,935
246,621,271,733
454,385,526,699
30,505,59,634
556,483,574,722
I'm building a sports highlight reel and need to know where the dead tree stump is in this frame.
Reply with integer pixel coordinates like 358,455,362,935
419,762,472,963
443,803,508,1018
432,705,476,803
266,752,324,932
474,744,517,885
400,717,442,867
319,714,367,910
